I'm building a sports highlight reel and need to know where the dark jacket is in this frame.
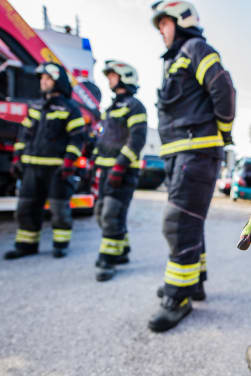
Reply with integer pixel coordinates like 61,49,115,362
95,93,147,169
158,37,236,159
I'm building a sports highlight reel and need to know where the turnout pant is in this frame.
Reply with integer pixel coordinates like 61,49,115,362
162,152,221,299
15,165,75,251
95,167,139,263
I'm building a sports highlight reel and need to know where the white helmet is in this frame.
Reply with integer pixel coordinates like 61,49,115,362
103,60,139,88
152,1,200,30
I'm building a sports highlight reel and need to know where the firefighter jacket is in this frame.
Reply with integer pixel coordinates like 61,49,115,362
95,93,147,169
158,37,236,159
14,95,86,167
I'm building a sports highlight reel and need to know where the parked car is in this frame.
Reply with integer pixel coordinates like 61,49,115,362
230,157,251,201
137,154,165,190
217,167,233,196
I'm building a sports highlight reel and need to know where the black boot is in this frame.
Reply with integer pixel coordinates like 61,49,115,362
53,248,68,258
157,282,206,301
95,259,116,282
148,296,192,333
4,249,38,260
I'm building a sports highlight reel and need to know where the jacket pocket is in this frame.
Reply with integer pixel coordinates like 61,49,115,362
158,78,183,107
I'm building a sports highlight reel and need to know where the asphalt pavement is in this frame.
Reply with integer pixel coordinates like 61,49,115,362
0,190,251,376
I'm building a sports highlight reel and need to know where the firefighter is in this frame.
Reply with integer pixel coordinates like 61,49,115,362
148,1,236,332
94,60,147,281
4,62,86,260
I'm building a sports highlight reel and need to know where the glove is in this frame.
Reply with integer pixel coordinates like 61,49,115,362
58,158,76,179
10,156,23,179
107,164,126,188
237,218,251,251
223,134,234,146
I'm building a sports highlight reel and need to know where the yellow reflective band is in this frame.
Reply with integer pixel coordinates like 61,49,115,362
168,57,191,75
101,112,107,120
217,120,233,132
121,145,137,162
160,131,224,156
53,229,72,242
124,233,129,247
29,108,41,120
93,147,99,155
66,145,82,157
95,156,140,168
21,117,32,128
167,261,201,273
46,111,69,120
164,261,200,287
110,107,130,118
16,229,40,243
21,155,63,166
14,142,25,151
180,298,189,307
127,113,147,128
66,117,85,132
99,237,125,256
196,53,221,85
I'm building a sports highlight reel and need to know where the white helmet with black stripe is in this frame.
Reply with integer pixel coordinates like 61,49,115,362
103,60,139,94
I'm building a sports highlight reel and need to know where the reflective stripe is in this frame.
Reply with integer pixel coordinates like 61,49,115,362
66,145,82,157
160,131,224,156
93,147,99,155
196,53,221,85
46,111,69,120
66,117,85,132
110,107,130,118
99,237,125,256
21,117,32,128
53,229,72,242
21,155,63,166
241,218,251,236
217,120,233,132
95,156,140,168
127,113,147,128
101,112,107,120
14,142,25,151
200,253,207,272
124,233,129,247
29,108,41,120
121,145,137,162
168,57,191,75
16,229,40,244
164,261,200,287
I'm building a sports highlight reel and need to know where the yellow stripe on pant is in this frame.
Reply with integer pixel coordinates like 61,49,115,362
53,229,72,243
16,229,40,244
164,261,200,287
99,237,125,256
200,253,207,273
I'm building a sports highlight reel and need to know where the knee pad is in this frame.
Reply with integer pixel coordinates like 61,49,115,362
101,196,127,237
50,199,72,229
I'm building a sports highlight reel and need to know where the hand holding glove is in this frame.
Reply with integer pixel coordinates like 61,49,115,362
237,217,251,251
10,156,23,179
59,158,76,179
107,164,126,188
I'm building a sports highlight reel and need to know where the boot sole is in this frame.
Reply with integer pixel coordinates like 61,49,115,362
148,306,193,333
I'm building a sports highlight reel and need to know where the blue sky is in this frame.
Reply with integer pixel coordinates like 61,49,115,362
8,0,251,155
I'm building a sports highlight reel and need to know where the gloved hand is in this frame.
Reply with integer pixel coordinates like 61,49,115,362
58,158,76,179
107,164,126,188
237,218,251,250
10,156,23,179
223,134,234,146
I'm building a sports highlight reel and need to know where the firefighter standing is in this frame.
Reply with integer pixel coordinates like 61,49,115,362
148,1,236,332
4,63,86,260
94,60,147,281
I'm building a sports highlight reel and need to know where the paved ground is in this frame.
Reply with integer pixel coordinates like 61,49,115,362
0,191,251,376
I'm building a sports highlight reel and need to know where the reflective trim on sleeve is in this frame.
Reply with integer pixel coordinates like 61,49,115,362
164,261,200,287
127,113,147,128
21,117,32,128
196,53,221,85
16,229,40,244
66,145,82,157
217,120,233,132
95,156,140,168
121,145,137,162
168,57,191,75
28,108,41,120
14,142,25,151
110,107,130,118
160,132,224,156
99,237,125,256
101,112,107,120
53,229,72,242
66,117,85,132
21,155,63,166
46,111,69,120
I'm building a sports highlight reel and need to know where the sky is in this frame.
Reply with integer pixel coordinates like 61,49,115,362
8,0,251,156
